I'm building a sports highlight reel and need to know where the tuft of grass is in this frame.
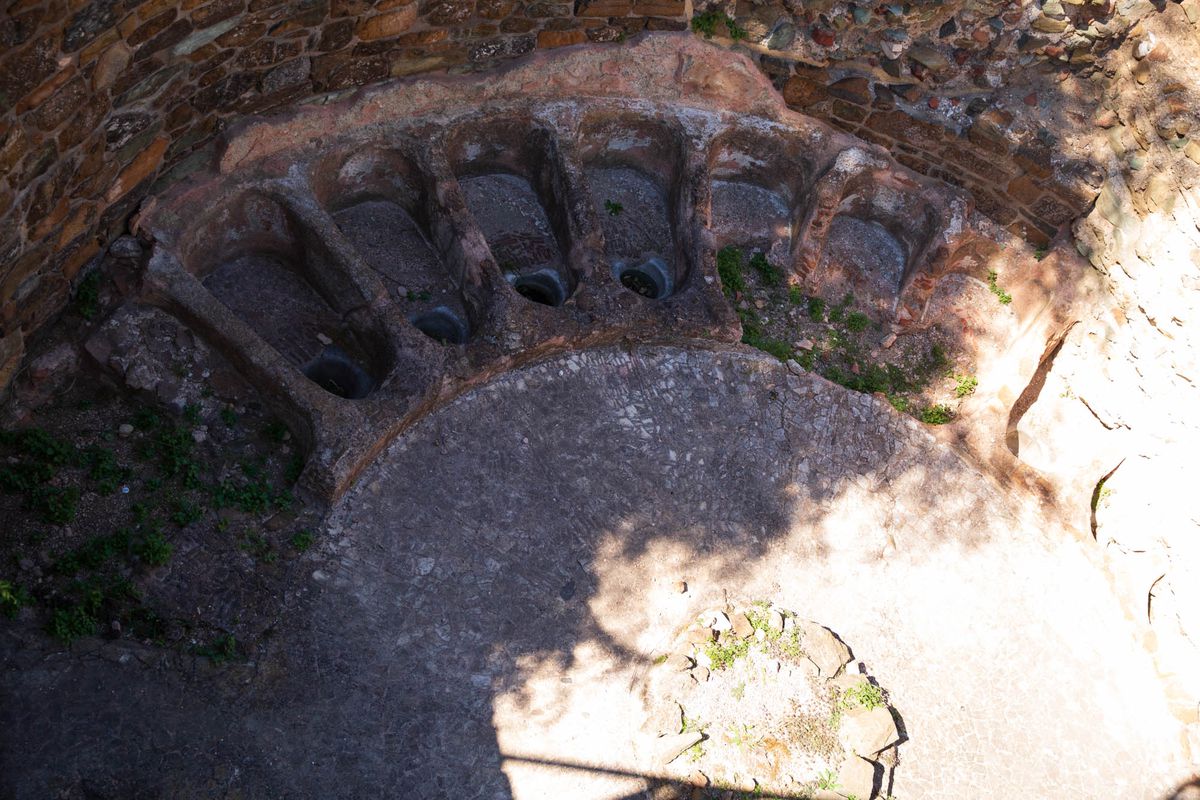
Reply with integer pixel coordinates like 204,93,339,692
845,311,871,332
788,285,804,305
0,580,30,618
987,269,1013,304
717,245,745,296
135,530,174,567
807,296,826,322
603,199,623,216
920,404,954,425
691,9,747,40
73,270,101,320
195,633,239,664
704,635,750,670
954,374,978,398
840,681,886,711
219,406,238,428
289,529,315,552
748,251,781,287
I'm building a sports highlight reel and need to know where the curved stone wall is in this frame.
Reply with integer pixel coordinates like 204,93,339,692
0,0,1117,383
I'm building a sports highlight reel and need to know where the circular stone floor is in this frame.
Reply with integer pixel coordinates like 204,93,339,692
0,346,1189,799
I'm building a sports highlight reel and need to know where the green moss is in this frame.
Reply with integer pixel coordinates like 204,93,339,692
717,245,745,296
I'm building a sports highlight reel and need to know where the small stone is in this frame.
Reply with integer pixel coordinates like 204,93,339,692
118,423,134,437
811,26,835,47
1024,92,1038,106
766,21,795,50
798,620,851,677
768,610,785,631
1095,109,1119,128
673,579,688,593
838,755,877,799
730,612,754,639
1133,33,1155,59
839,706,900,755
882,333,897,348
653,731,703,765
1032,14,1069,32
692,665,710,683
1133,58,1152,84
797,339,814,351
686,627,714,645
666,652,694,671
643,701,683,736
191,429,207,444
108,235,143,259
908,44,949,70
317,333,333,345
416,556,436,575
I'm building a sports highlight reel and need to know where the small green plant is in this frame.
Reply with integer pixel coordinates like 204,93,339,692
920,404,954,425
807,296,826,322
717,245,745,296
726,722,760,750
132,407,160,431
691,9,746,39
170,498,202,527
1034,246,1048,260
136,530,174,567
262,420,289,443
788,285,804,305
845,311,871,332
195,633,239,664
748,251,781,286
219,406,238,428
816,769,840,791
0,580,30,618
840,681,886,711
987,269,1013,305
954,374,978,398
48,605,97,643
183,403,202,426
732,680,746,700
703,635,750,670
290,529,315,552
73,270,101,320
603,199,624,216
29,485,79,524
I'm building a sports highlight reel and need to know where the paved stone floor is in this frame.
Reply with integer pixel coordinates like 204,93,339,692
1,345,1192,798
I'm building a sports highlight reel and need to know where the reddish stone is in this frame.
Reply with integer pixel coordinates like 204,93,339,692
574,0,629,16
1023,92,1037,106
192,0,246,28
501,17,537,32
32,77,88,131
782,75,828,109
318,18,354,50
537,28,586,48
1006,174,1042,205
928,96,939,109
866,110,943,150
827,76,870,105
421,0,473,25
477,0,515,17
645,18,686,30
811,26,834,47
953,48,969,65
128,9,177,47
831,100,867,124
1029,194,1075,226
631,0,684,15
357,6,418,40
136,18,194,57
0,36,61,114
14,66,77,116
106,136,168,203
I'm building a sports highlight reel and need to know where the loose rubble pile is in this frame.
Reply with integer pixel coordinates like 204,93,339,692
641,602,900,799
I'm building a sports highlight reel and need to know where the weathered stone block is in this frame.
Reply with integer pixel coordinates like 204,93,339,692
537,28,587,47
357,6,418,40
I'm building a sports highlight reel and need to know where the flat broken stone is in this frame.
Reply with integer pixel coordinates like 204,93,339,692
652,731,703,765
730,611,754,639
838,754,877,798
839,705,900,755
798,620,851,677
642,700,683,736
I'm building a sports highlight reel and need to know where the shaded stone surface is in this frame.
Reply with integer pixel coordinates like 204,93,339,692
0,346,1190,798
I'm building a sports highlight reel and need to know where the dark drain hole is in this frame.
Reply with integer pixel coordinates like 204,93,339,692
302,347,374,399
410,307,469,345
510,270,567,307
616,257,671,300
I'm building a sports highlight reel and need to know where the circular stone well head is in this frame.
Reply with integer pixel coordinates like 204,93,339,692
409,306,470,345
302,346,375,399
508,269,568,307
614,257,673,300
